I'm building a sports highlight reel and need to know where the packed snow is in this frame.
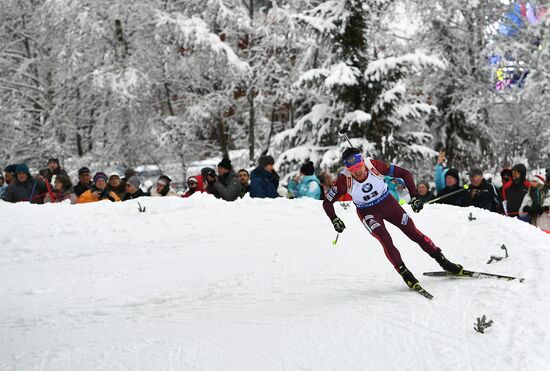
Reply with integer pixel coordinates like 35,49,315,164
1,196,550,370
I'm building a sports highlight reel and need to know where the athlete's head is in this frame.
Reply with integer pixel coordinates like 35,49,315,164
342,148,366,178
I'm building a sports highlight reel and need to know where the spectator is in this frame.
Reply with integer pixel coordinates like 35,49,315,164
416,181,435,203
250,155,280,199
0,174,7,198
150,175,178,197
77,172,120,203
519,174,550,231
1,164,48,204
3,164,18,186
73,167,93,197
237,169,250,198
45,158,67,183
182,176,205,198
434,150,448,194
463,168,500,212
497,168,513,205
204,158,241,201
108,173,126,199
502,163,530,217
122,176,149,201
434,168,465,206
288,161,321,199
44,174,76,204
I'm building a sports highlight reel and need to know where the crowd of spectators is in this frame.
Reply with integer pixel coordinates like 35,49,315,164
1,152,549,232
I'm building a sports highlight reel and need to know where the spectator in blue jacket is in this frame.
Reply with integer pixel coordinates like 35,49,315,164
0,174,6,198
250,155,280,198
288,161,321,200
435,150,448,194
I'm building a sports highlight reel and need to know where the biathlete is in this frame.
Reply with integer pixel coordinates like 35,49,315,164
323,148,463,289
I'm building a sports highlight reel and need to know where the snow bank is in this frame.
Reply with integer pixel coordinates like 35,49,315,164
1,197,549,370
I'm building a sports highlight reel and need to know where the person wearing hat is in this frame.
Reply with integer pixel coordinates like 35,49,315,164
107,173,126,199
462,168,500,212
44,174,76,204
415,181,435,203
73,167,93,197
250,154,280,199
501,163,531,217
322,147,463,292
433,168,466,206
3,164,18,187
519,174,550,231
122,175,149,201
182,175,205,198
77,172,121,203
151,175,178,197
203,157,241,201
288,161,321,199
45,158,67,184
1,163,48,204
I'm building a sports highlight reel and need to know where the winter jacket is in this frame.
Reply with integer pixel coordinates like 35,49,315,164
417,192,435,204
44,190,77,204
502,179,530,216
384,176,400,201
1,177,48,204
182,175,206,198
463,179,500,212
519,187,550,231
0,184,7,198
434,184,466,206
45,168,68,184
122,189,149,201
240,183,250,198
77,187,121,204
73,182,92,197
250,167,280,199
108,184,127,199
207,171,241,201
288,175,321,200
435,164,449,194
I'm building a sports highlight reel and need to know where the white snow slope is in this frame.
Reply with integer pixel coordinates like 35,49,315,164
1,196,550,371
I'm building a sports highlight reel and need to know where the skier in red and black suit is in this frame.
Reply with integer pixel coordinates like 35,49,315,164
323,148,463,290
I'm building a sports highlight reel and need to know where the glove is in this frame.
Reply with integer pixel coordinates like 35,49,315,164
409,196,424,213
332,217,346,233
524,206,537,217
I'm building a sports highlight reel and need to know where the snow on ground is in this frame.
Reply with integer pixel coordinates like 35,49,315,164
1,196,549,371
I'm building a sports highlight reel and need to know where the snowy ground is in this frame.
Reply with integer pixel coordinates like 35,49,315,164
1,196,549,371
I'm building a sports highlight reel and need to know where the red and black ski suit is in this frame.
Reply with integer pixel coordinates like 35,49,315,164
323,159,441,269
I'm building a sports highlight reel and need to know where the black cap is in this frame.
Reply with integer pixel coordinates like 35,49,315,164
4,164,18,174
218,157,232,171
300,161,315,176
258,155,275,168
48,158,60,164
78,167,91,175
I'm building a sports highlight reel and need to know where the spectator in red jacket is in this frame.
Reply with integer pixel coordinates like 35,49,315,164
182,175,205,198
502,164,531,218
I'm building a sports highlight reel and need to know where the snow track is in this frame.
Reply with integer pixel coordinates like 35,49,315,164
1,196,549,370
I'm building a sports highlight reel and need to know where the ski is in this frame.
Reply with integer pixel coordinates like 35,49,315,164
423,270,525,283
411,283,434,300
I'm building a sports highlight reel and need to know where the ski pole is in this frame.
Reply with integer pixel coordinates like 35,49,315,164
426,184,469,204
332,233,339,245
339,127,354,147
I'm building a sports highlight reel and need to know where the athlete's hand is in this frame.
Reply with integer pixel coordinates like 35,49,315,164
409,196,424,213
332,217,346,233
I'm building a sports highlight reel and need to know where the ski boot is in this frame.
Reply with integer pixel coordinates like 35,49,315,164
432,252,463,275
397,264,420,289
